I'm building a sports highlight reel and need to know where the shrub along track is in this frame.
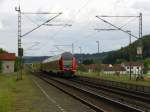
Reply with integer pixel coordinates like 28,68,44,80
33,72,145,112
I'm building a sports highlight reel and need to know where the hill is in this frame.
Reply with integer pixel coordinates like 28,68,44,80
74,52,110,63
74,34,150,64
23,56,49,63
102,35,150,64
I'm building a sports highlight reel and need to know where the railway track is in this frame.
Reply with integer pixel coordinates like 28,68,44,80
76,76,150,95
70,77,150,111
34,73,145,112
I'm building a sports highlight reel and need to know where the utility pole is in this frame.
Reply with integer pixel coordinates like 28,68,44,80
137,12,143,79
72,43,74,54
15,6,23,80
96,41,100,53
79,46,82,64
15,4,62,80
126,30,132,80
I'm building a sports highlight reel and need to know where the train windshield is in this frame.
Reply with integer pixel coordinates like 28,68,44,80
64,60,72,67
62,52,73,68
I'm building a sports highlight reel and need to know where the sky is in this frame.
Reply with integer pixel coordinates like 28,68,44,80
0,0,150,56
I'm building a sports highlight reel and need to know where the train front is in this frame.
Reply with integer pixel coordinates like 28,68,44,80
61,52,77,77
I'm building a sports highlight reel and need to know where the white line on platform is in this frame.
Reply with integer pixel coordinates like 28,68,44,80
33,79,67,112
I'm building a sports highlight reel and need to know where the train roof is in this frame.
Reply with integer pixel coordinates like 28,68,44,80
42,52,73,63
62,52,73,60
42,54,61,63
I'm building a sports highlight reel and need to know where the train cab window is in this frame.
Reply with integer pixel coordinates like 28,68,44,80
64,60,72,67
62,52,73,68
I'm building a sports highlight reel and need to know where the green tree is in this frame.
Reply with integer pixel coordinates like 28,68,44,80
144,58,150,67
143,58,150,74
116,59,126,64
82,59,95,65
0,48,6,53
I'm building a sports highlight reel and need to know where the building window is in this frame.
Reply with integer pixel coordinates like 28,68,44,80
6,65,9,69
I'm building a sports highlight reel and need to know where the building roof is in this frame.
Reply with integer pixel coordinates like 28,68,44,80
122,61,143,66
0,53,16,61
103,64,126,71
83,64,126,71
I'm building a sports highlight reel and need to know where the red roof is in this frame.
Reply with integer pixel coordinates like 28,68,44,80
0,53,16,60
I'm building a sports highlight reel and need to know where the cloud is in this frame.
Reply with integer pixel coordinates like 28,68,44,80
132,0,150,11
0,21,3,30
0,0,4,3
0,0,150,56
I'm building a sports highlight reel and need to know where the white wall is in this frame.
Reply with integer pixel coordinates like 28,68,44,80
124,66,142,75
2,61,15,73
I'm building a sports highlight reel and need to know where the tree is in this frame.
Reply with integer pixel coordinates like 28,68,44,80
0,48,6,53
116,59,126,64
144,58,150,67
82,59,95,65
143,58,150,74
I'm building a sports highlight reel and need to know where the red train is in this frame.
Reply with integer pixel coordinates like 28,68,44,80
41,52,77,77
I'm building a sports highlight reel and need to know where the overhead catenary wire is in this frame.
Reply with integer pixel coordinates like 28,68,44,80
21,12,60,14
24,42,40,51
22,12,71,53
96,16,139,39
36,0,92,54
21,13,62,38
16,0,64,57
119,17,138,29
95,17,138,31
22,13,40,27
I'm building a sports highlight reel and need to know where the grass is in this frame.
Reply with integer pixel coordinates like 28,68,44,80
0,71,45,112
77,71,150,87
0,73,16,112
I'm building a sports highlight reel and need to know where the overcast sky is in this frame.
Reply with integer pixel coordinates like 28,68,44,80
0,0,150,56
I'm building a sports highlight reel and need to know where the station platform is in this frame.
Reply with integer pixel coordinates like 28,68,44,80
28,73,96,112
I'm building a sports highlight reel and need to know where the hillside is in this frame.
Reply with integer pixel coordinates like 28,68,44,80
102,35,150,64
23,56,49,63
74,34,150,64
74,52,110,63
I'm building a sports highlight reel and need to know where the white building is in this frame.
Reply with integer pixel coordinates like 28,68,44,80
0,53,16,73
121,62,144,75
83,62,144,76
